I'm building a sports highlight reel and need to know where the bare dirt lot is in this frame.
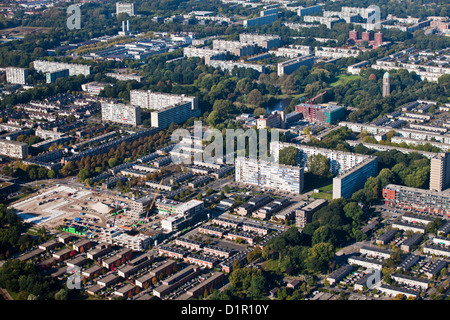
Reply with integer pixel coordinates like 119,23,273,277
11,185,114,230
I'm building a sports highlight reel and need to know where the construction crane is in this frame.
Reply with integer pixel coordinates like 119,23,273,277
144,178,164,221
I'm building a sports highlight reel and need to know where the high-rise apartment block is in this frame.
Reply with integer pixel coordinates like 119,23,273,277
212,40,257,57
277,55,315,76
243,10,278,27
430,152,450,192
270,141,378,199
46,69,69,83
0,139,28,159
116,2,135,16
235,157,304,194
383,71,391,97
6,67,28,85
101,101,141,126
130,90,198,111
33,60,92,77
239,34,282,50
150,101,200,129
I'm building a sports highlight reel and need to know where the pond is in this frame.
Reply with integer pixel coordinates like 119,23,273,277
265,98,292,113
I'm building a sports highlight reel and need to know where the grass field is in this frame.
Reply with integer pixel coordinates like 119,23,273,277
329,74,362,87
303,172,333,194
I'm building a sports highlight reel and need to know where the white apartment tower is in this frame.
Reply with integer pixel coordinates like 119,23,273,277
101,101,141,126
6,67,28,85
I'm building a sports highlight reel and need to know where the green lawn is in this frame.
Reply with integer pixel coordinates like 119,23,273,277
306,180,333,200
310,191,333,200
329,74,362,87
303,173,333,194
261,259,280,272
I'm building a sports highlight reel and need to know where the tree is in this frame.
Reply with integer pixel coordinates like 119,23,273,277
305,242,335,273
278,146,298,166
108,158,118,168
253,107,267,117
247,89,263,106
307,153,330,177
78,168,90,182
54,289,68,300
312,226,337,246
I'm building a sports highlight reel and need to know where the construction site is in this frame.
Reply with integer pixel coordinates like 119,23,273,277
9,182,167,241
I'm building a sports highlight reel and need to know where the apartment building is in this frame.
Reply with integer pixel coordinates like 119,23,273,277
105,72,143,82
207,59,267,74
212,40,257,57
117,253,154,278
153,265,200,298
158,245,188,260
33,60,92,76
86,243,112,260
332,156,378,199
239,33,281,50
150,101,200,129
81,82,112,95
101,228,151,251
134,260,177,288
183,47,228,61
198,225,226,237
378,284,419,299
243,12,278,27
326,264,353,286
391,220,427,234
347,256,384,270
383,184,450,216
270,141,377,199
186,254,219,268
256,111,284,129
116,2,135,16
430,152,450,192
175,238,203,251
359,246,392,259
295,199,328,228
46,69,69,83
315,47,362,59
270,46,311,58
130,90,198,111
390,273,432,291
295,103,345,124
184,272,225,299
277,55,315,76
235,157,304,194
0,139,28,159
101,101,141,126
6,67,28,85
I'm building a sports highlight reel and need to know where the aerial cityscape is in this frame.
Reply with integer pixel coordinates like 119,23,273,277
0,0,449,307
